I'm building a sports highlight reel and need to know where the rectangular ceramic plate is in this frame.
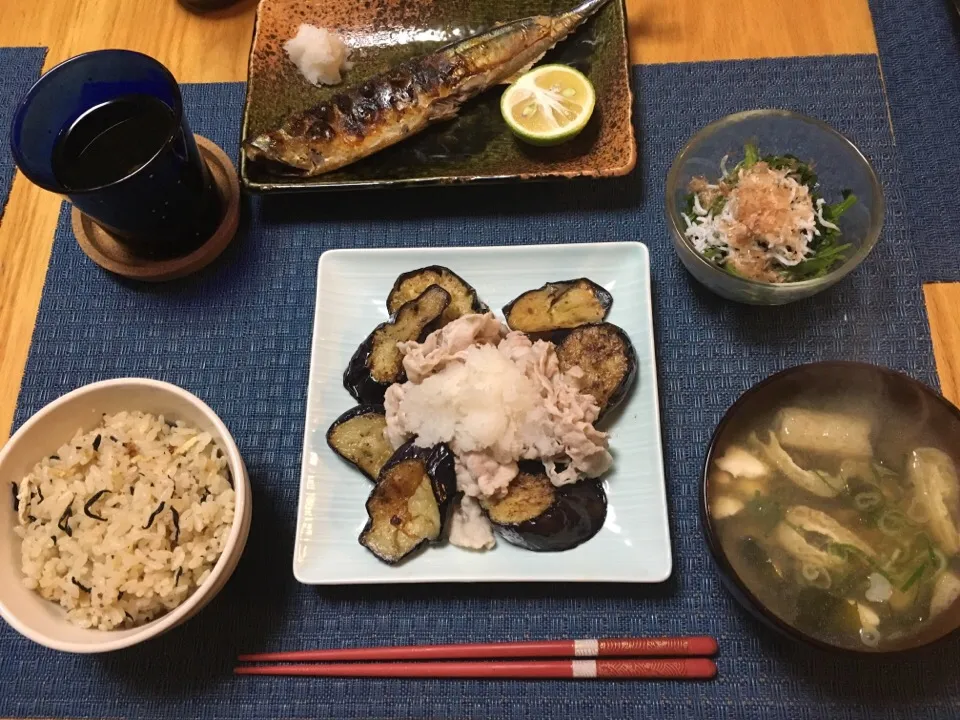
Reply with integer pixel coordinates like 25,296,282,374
294,242,671,584
241,0,635,192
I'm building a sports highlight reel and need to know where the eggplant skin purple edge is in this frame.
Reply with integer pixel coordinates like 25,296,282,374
501,278,613,328
549,321,638,421
386,265,490,316
325,404,388,482
358,441,460,564
342,286,450,404
493,477,608,552
342,331,392,404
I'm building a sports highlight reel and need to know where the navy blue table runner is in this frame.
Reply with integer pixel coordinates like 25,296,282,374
1,51,957,719
870,0,960,282
0,47,45,222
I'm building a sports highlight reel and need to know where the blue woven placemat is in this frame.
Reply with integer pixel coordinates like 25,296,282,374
870,0,960,283
3,55,956,719
0,47,46,223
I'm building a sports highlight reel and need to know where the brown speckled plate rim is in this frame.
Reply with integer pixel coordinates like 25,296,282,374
239,0,636,193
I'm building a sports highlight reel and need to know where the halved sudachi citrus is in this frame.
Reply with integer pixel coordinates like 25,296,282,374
500,64,596,146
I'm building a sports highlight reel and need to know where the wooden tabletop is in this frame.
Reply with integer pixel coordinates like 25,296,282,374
0,0,957,443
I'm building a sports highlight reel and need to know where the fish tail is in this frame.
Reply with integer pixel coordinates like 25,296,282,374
562,0,613,21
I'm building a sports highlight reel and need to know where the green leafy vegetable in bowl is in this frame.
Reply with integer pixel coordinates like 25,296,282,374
682,143,857,284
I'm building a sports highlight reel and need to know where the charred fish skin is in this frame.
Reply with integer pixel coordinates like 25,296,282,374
248,56,455,174
244,0,613,176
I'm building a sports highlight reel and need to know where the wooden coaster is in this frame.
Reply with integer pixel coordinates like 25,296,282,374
72,135,240,282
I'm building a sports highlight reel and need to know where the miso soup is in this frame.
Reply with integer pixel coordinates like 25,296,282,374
707,364,960,652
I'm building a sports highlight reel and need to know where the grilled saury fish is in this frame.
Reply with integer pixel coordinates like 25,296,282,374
244,0,612,176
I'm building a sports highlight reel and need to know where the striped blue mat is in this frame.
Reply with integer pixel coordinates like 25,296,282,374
0,47,45,223
871,0,960,282
2,53,956,719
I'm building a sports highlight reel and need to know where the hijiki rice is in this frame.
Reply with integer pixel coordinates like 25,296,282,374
12,412,235,630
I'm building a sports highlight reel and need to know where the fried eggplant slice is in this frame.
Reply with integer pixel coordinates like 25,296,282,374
359,441,458,564
555,322,637,420
326,405,393,482
479,463,607,552
343,284,451,403
387,266,488,325
502,279,612,333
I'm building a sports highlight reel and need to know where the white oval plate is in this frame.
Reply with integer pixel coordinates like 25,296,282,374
294,242,671,584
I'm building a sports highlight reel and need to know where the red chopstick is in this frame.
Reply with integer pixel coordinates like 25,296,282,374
238,636,718,663
235,658,717,680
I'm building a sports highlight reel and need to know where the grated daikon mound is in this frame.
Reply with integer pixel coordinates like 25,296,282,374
284,24,352,86
397,343,545,458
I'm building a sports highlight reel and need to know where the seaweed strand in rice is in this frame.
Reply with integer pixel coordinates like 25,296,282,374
143,501,166,530
83,490,111,521
12,411,236,630
170,506,180,545
57,504,74,537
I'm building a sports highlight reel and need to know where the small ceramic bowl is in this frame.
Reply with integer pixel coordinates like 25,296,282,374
701,362,960,654
0,379,252,653
665,110,884,305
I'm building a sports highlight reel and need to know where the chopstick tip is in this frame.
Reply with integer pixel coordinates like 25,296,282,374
697,636,719,656
688,658,718,680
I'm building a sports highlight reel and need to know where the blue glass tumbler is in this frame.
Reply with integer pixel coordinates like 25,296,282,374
10,50,222,259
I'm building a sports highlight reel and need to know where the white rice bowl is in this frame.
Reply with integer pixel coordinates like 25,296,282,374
12,411,235,631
